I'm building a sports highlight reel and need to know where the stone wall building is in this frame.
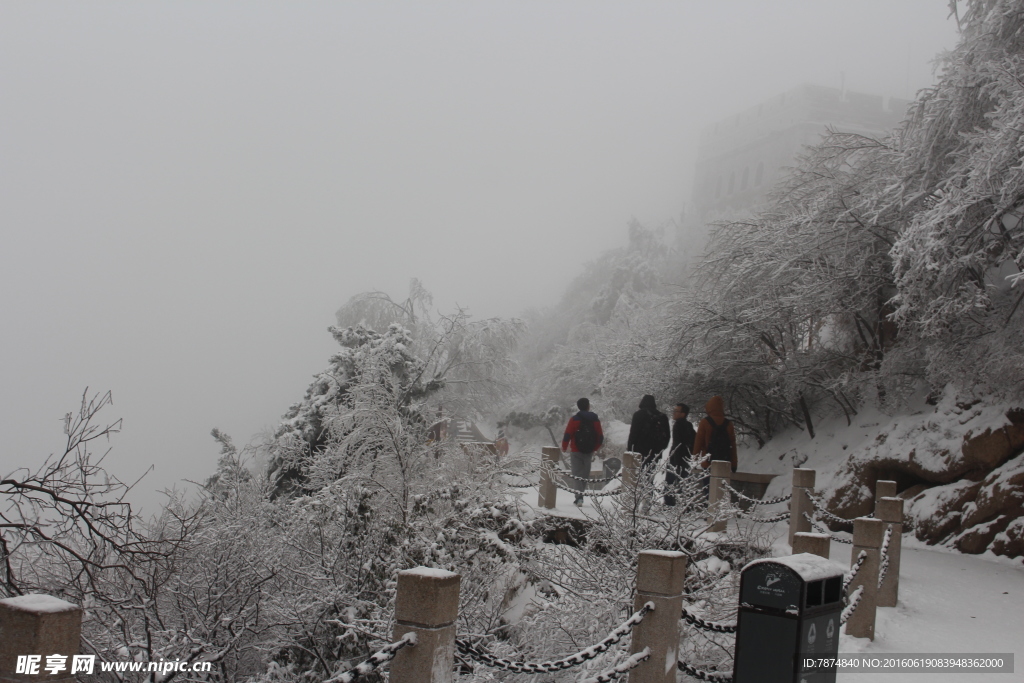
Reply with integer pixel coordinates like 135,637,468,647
684,84,910,247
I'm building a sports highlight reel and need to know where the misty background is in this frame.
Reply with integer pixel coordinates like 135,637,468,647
0,2,958,505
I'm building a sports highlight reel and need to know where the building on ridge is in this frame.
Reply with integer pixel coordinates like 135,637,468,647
682,83,910,249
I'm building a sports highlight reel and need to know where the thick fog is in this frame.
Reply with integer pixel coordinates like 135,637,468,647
0,2,957,504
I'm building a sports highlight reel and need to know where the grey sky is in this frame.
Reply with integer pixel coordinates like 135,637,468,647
0,1,958,503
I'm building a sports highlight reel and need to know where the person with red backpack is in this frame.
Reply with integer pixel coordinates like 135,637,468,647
693,396,738,499
561,398,604,506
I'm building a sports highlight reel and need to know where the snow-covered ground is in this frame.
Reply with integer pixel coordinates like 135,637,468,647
505,397,1023,680
509,492,1024,681
505,469,1022,676
508,483,613,521
801,532,1022,682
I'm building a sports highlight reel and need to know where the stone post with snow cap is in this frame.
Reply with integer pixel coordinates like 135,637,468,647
621,451,639,491
874,480,897,515
793,532,830,559
788,468,815,546
707,461,731,533
391,567,461,683
538,447,559,509
846,517,883,640
876,497,903,607
629,550,686,683
0,595,81,683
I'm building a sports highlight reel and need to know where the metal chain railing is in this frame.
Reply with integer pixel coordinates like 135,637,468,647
841,585,864,624
736,509,790,523
326,632,416,683
677,659,733,682
580,648,650,683
877,526,893,588
804,512,853,544
553,480,623,497
456,602,653,674
843,550,867,594
681,605,737,634
805,491,875,524
722,483,791,506
542,464,620,484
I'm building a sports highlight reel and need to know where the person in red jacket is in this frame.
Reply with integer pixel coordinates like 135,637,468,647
693,395,738,471
561,398,604,506
692,395,738,501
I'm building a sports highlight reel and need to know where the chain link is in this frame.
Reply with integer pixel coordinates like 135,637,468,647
736,509,790,523
805,490,875,524
554,481,623,497
456,602,653,673
580,648,650,683
681,606,737,633
543,464,620,484
722,483,791,506
843,550,867,595
879,525,892,559
677,659,733,682
877,525,892,588
841,585,864,624
804,513,853,544
327,632,416,683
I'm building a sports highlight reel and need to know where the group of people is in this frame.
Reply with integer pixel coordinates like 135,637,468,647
559,395,737,506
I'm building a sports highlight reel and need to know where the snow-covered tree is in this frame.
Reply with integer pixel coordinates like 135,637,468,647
516,221,683,420
268,282,523,496
884,0,1024,392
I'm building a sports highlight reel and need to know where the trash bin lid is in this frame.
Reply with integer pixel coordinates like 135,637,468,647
740,553,845,612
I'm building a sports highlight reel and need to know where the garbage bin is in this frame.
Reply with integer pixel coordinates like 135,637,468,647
733,553,844,683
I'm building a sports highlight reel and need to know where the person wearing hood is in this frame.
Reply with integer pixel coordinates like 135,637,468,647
693,395,738,473
627,395,671,474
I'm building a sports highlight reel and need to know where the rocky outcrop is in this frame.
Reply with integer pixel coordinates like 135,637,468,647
823,392,1024,558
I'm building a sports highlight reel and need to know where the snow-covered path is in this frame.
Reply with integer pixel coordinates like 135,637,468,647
508,483,1022,681
829,537,1022,682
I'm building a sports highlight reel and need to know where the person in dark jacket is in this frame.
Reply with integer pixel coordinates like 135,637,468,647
664,402,696,507
627,395,670,498
561,398,604,506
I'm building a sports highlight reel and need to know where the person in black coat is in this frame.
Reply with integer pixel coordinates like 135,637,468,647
627,395,670,475
664,402,696,506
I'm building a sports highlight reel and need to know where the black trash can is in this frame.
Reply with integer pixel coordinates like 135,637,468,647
733,553,844,683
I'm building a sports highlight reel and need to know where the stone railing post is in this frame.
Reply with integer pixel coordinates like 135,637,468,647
538,447,560,509
0,595,82,683
792,531,830,559
622,451,639,491
874,480,897,515
788,468,815,546
391,567,461,683
876,497,903,607
629,550,686,683
846,517,882,640
707,461,731,532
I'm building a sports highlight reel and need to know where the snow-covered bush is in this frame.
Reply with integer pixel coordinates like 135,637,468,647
476,470,772,681
270,283,523,497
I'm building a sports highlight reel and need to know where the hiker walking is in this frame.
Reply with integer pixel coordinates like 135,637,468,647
664,402,696,507
561,398,604,506
693,395,738,498
627,395,671,495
